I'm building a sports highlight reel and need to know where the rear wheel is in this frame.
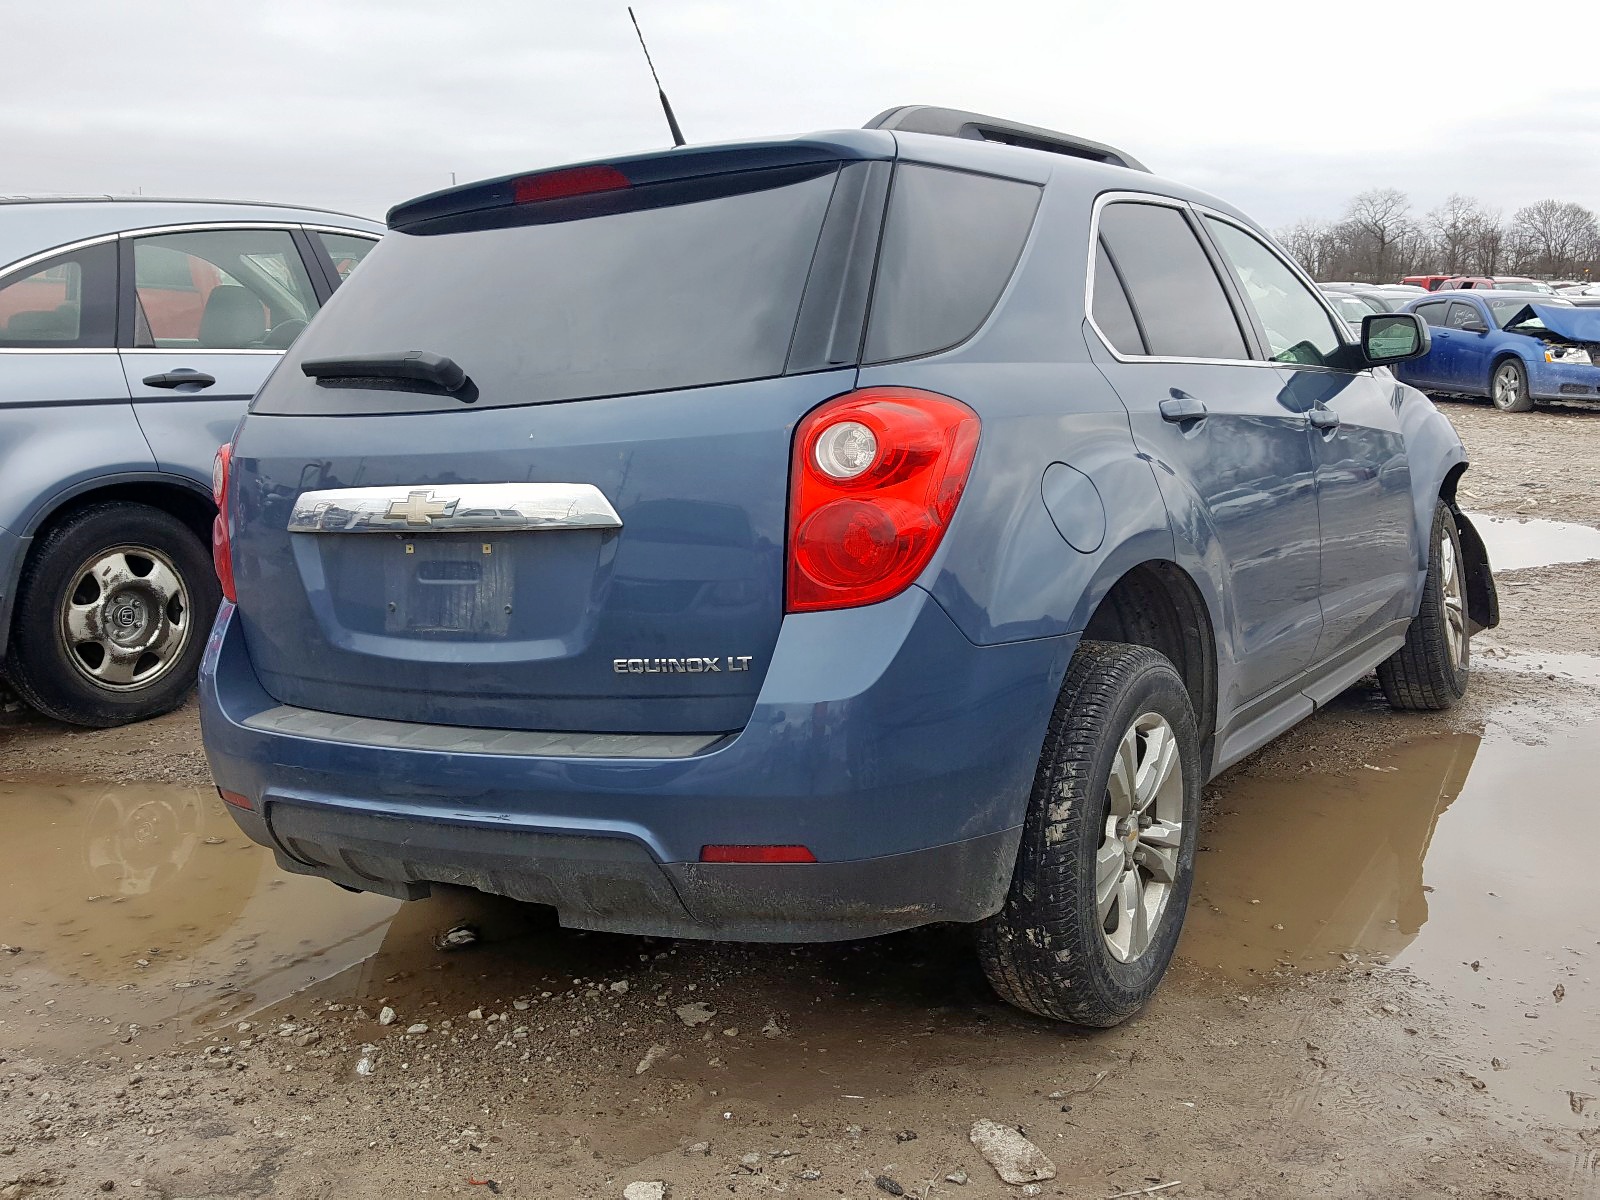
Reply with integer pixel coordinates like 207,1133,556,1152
1377,501,1469,711
1490,358,1533,412
977,641,1201,1027
6,503,219,727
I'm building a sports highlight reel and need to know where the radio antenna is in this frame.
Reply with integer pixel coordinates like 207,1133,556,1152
628,7,686,147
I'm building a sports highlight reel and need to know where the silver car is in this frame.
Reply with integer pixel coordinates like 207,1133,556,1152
0,196,382,726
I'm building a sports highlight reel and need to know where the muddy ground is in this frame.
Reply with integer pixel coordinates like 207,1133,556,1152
3,395,1600,1200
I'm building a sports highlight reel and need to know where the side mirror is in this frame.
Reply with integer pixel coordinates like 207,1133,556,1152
1361,313,1430,365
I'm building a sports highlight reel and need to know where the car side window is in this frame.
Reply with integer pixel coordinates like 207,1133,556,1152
1090,240,1146,355
131,229,321,350
1095,202,1248,359
1415,301,1450,327
315,232,378,285
0,241,118,349
1203,218,1344,368
1446,302,1486,332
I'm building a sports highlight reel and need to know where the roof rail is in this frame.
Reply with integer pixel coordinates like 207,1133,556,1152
865,106,1149,173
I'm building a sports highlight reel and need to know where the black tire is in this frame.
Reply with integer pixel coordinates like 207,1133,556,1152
977,640,1202,1027
1489,358,1533,413
1377,501,1469,711
6,502,219,727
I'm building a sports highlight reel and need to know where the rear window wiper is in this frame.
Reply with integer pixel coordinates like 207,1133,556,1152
301,350,473,399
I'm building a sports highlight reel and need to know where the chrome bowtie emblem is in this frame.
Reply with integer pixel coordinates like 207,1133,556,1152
385,489,458,526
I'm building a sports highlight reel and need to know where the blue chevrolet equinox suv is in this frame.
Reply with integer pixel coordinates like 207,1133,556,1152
0,196,380,726
201,108,1498,1025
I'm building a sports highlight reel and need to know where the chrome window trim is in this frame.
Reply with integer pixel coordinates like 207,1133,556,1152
0,231,122,280
1083,190,1277,371
288,483,624,535
1083,191,1366,376
302,225,381,241
120,347,283,356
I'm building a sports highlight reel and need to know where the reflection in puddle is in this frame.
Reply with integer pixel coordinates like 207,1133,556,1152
0,782,399,1052
1469,512,1600,571
1183,721,1600,1126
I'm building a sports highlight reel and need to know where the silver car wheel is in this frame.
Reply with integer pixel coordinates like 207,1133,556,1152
1440,528,1467,670
1492,363,1521,409
57,544,192,691
1096,711,1185,963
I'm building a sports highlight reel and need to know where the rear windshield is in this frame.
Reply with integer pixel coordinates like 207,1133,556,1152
258,166,840,415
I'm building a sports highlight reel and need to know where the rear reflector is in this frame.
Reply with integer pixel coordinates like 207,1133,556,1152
699,845,816,864
513,165,630,204
217,788,253,811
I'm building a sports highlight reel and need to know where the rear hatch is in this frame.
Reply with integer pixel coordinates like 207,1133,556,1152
231,138,893,734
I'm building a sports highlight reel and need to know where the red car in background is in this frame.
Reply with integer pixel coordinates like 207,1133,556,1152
1402,273,1454,290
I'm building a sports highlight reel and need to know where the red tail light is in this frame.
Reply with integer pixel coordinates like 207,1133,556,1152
211,444,236,603
787,388,979,613
700,845,816,864
217,787,253,811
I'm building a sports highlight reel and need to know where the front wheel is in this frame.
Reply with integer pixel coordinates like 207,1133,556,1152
6,502,219,727
1377,501,1469,711
977,641,1201,1027
1490,358,1533,412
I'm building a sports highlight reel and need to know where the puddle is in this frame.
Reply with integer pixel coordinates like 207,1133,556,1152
0,781,400,1052
1468,512,1600,571
1180,721,1600,1127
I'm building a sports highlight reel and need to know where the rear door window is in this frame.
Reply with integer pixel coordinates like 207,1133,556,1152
1414,300,1450,327
863,164,1041,363
0,241,118,348
131,229,320,350
1095,201,1249,360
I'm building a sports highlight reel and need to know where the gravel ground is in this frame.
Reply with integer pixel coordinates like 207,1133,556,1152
4,396,1600,1199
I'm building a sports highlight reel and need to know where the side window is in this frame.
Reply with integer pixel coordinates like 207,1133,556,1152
131,229,320,350
1096,202,1248,360
1090,240,1146,354
0,241,118,348
864,164,1042,363
315,232,378,285
1203,218,1344,368
1446,302,1485,332
1415,301,1450,327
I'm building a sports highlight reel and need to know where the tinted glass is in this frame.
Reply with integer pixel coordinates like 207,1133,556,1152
316,232,378,284
0,241,117,348
1415,300,1450,327
263,168,838,414
864,164,1041,363
1205,218,1344,367
1445,302,1485,331
132,229,319,350
1097,202,1247,360
1328,293,1375,326
1091,240,1145,354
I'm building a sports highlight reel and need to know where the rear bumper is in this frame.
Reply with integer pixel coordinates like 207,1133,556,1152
201,589,1074,941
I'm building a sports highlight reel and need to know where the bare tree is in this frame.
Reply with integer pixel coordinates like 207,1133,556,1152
1340,188,1417,282
1511,200,1600,278
1426,194,1485,275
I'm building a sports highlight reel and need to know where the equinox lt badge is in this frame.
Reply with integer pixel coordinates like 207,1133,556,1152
613,656,754,674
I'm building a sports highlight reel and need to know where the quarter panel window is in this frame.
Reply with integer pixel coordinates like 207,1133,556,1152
132,229,320,350
0,241,118,348
1204,218,1344,367
315,232,378,285
1096,202,1248,360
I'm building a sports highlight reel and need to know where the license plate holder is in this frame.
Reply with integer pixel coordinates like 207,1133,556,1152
383,535,513,637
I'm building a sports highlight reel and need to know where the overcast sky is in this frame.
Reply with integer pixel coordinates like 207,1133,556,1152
6,0,1598,231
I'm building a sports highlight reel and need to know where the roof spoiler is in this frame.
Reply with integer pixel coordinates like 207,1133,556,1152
865,105,1149,173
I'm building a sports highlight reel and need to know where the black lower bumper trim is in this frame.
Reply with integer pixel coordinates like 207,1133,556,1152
262,802,1019,942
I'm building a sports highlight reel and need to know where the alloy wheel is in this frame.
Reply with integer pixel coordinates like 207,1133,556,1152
1095,711,1185,962
1440,528,1467,670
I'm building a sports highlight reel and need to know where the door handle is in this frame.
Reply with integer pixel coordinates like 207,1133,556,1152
1159,396,1207,423
1308,407,1341,430
142,370,217,390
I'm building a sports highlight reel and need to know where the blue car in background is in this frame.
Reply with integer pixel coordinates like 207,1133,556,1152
1397,291,1600,412
0,197,380,726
